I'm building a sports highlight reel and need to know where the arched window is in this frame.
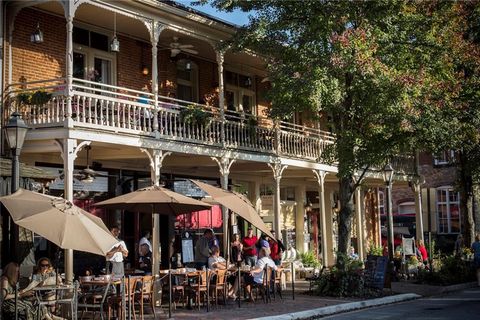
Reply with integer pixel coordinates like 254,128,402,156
176,59,198,102
436,186,461,234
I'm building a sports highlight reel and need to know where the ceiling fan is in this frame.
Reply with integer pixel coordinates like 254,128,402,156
58,146,108,183
74,146,109,183
169,36,198,57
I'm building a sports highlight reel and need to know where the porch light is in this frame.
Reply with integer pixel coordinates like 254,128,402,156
142,65,149,76
185,60,192,71
30,22,44,44
81,175,94,184
110,13,120,52
304,200,313,212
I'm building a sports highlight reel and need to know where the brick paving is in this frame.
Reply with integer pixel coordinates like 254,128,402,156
148,281,358,320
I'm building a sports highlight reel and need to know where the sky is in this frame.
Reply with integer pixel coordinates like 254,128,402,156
176,1,251,26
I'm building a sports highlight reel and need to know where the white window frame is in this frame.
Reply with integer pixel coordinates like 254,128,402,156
436,186,461,234
73,45,117,85
378,189,385,215
224,68,256,115
176,59,198,103
433,150,455,165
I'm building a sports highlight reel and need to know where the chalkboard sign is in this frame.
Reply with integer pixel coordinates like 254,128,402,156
365,255,388,289
181,239,194,263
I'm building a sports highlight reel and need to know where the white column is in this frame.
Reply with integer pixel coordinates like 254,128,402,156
355,187,365,261
268,162,287,236
313,170,329,266
140,148,171,274
216,51,225,143
412,181,424,242
65,15,73,122
212,156,236,257
56,139,91,283
150,21,164,134
294,184,306,252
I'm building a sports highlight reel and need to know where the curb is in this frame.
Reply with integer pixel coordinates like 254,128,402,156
391,281,478,296
248,293,421,320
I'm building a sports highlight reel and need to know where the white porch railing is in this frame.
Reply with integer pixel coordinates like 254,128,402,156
2,78,415,171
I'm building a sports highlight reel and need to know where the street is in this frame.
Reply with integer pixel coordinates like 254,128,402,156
322,287,480,320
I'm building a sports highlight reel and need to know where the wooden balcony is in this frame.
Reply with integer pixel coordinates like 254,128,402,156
2,78,415,176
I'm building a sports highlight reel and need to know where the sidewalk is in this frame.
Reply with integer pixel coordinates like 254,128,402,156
151,279,476,320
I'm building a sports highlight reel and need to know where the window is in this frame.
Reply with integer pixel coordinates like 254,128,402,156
176,60,198,102
73,26,116,85
225,70,255,115
436,187,461,234
398,201,415,215
433,150,455,166
378,190,385,215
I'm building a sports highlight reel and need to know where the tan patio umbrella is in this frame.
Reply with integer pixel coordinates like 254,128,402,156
190,179,275,239
95,185,211,274
0,189,119,256
95,185,211,213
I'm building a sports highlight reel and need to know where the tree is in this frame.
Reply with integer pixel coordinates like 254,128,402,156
203,0,478,258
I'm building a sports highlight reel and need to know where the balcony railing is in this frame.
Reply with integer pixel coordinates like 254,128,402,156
2,78,414,175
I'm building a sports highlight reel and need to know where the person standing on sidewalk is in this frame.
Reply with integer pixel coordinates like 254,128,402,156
471,233,480,286
242,226,258,267
106,225,129,276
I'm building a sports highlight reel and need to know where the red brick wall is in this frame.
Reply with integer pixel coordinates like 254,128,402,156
10,8,65,84
116,36,151,91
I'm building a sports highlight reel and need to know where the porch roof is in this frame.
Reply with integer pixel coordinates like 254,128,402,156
0,158,57,180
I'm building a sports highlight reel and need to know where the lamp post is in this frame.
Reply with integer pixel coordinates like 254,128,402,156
4,112,29,262
382,163,395,262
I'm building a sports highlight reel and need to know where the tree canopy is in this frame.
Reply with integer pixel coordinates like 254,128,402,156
203,0,480,255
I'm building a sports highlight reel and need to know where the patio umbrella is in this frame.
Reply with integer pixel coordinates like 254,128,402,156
95,185,211,213
190,179,275,239
0,189,119,256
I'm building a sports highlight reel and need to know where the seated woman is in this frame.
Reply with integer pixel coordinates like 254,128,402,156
1,262,60,320
31,258,61,285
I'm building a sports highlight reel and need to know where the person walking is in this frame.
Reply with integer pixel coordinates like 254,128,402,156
106,225,129,276
242,226,258,267
416,240,428,265
471,233,480,286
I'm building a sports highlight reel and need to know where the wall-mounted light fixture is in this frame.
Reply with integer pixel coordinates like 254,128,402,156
30,22,44,44
110,13,120,52
245,76,252,87
304,200,313,212
141,65,149,76
185,60,192,71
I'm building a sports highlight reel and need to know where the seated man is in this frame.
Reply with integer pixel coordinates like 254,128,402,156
208,246,226,270
243,247,277,302
139,243,152,275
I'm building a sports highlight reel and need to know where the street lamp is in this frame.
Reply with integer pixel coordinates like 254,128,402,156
4,112,29,192
4,112,29,263
383,163,395,262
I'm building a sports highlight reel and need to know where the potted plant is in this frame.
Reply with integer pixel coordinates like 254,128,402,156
180,104,211,127
30,90,52,105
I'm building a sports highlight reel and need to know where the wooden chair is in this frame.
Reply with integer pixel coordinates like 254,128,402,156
272,268,283,300
107,277,139,320
187,270,210,310
252,267,273,303
135,275,156,319
210,269,227,307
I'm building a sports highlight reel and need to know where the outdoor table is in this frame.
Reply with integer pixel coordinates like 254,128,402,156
80,277,128,320
32,283,77,320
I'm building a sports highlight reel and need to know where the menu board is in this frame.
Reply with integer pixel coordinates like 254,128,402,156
365,255,388,289
181,239,194,263
402,237,415,255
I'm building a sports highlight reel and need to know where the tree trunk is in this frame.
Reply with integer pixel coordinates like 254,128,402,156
337,175,355,255
459,152,474,245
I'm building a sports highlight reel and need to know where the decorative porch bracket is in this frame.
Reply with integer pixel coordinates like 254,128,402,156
140,148,171,186
312,169,329,266
212,156,236,258
268,161,287,236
